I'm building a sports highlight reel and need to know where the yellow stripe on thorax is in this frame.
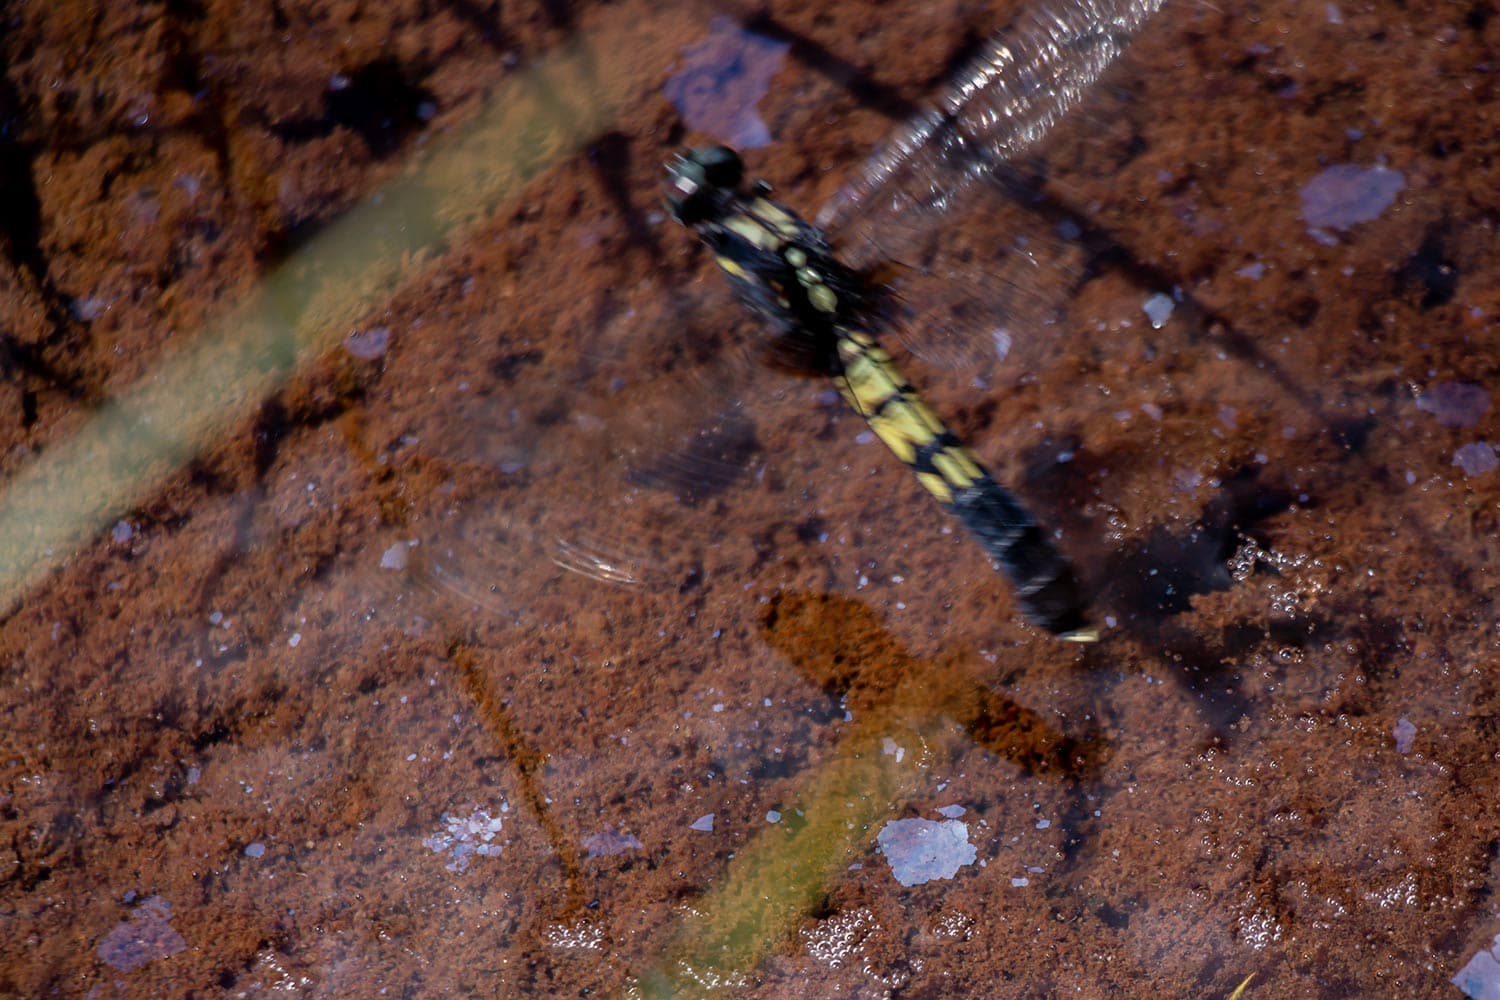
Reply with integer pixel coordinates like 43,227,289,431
723,199,802,251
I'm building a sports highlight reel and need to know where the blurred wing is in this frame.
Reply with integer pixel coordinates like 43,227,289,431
819,0,1164,244
822,0,1164,370
383,272,817,622
865,182,1094,373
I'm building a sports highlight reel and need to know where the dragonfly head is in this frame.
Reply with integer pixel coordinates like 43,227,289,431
664,145,744,225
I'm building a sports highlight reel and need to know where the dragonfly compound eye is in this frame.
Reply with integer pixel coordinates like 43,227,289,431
664,146,745,224
690,145,744,189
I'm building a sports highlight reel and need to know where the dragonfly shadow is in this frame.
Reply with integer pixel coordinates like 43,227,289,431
1071,463,1348,741
585,131,667,255
1098,466,1295,620
759,589,1107,780
631,587,1109,992
735,14,924,124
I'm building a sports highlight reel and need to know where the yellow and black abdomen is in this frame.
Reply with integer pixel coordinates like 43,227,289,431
835,328,1090,638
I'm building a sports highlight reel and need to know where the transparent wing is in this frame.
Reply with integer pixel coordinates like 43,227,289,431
821,0,1165,371
861,183,1095,374
818,0,1165,245
376,270,837,623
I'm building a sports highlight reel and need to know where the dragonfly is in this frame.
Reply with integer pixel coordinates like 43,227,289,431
664,145,1092,637
396,0,1166,637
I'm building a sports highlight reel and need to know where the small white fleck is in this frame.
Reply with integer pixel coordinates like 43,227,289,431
346,325,392,359
380,542,410,571
1142,292,1175,329
1393,716,1417,754
992,327,1013,359
70,297,109,321
1453,441,1498,477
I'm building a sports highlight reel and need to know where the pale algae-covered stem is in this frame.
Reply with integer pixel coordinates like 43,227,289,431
629,581,1084,993
634,689,940,996
0,16,680,614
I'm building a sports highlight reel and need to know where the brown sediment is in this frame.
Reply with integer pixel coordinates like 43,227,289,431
1,0,1498,997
